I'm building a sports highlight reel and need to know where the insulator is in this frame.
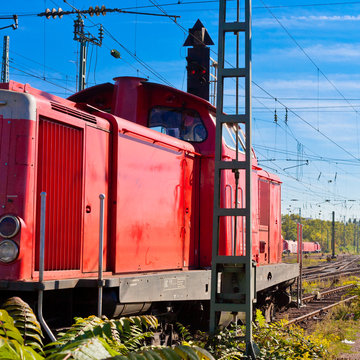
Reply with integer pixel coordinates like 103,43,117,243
58,8,63,19
285,108,288,123
89,6,94,16
51,8,57,19
101,5,106,15
95,6,100,16
45,8,51,19
274,109,278,123
111,49,121,59
99,25,104,43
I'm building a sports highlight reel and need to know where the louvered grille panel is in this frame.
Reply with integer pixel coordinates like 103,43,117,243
36,118,83,271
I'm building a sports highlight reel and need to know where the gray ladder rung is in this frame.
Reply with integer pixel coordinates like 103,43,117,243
215,208,247,217
216,160,246,170
222,68,246,78
212,303,249,313
214,255,249,265
223,21,246,33
218,114,247,124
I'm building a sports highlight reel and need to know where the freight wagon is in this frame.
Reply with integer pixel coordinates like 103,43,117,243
283,239,321,254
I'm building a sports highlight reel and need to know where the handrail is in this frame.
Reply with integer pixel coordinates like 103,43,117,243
38,192,56,342
225,184,234,255
98,194,105,318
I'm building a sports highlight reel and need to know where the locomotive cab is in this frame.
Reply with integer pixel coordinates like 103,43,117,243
69,76,284,268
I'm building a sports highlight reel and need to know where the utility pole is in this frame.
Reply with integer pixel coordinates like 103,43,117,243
0,15,17,84
354,219,356,251
39,5,179,92
343,215,346,248
73,14,103,91
1,36,9,83
297,221,303,307
327,228,329,252
320,212,323,250
332,211,336,258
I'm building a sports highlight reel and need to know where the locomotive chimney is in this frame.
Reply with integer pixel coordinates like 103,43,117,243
183,19,214,101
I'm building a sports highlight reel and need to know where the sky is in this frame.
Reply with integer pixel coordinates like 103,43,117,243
2,0,360,223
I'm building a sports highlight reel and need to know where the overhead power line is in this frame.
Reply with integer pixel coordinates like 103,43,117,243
118,0,360,11
37,6,179,20
41,3,179,90
4,0,360,18
260,0,360,117
9,63,73,92
148,0,360,166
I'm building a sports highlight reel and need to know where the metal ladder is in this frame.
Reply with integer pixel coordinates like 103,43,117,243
210,0,256,357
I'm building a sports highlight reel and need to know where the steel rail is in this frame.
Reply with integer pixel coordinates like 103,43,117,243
285,295,358,326
302,283,356,303
305,267,360,281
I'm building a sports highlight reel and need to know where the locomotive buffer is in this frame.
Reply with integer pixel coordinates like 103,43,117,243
210,0,256,357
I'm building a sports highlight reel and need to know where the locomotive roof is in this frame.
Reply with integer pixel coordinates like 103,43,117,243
68,76,217,113
141,79,217,112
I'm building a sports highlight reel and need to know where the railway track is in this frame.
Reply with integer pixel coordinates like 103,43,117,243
276,283,358,326
303,255,359,274
301,255,360,282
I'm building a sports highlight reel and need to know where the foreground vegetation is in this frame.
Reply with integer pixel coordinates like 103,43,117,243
0,297,331,360
3,278,360,359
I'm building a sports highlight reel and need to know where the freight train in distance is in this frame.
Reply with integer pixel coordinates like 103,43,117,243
0,76,299,328
283,239,321,254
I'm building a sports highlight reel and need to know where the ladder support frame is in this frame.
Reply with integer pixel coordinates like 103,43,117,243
210,0,255,357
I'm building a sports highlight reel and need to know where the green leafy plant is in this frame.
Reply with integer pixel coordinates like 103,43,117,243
45,315,159,356
46,337,118,360
109,344,215,360
253,310,329,359
2,297,44,354
0,308,43,360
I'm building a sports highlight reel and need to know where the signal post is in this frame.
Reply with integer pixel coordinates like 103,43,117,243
210,0,256,358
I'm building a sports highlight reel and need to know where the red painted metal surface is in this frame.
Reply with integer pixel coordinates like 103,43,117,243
0,77,287,290
269,182,281,264
83,125,109,272
35,118,83,271
283,240,321,254
0,116,36,280
113,123,196,273
258,179,270,264
284,240,298,254
303,241,321,253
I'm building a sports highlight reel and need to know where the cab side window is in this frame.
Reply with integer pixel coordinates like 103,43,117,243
149,107,207,142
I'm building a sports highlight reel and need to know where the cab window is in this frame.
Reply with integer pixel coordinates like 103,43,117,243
149,107,207,142
210,112,256,158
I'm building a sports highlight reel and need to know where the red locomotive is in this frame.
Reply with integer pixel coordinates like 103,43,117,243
283,239,321,254
0,76,299,325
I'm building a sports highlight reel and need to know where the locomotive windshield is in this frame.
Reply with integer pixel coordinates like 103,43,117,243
149,107,207,142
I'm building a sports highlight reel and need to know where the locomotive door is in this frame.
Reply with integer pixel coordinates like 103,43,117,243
82,125,109,272
269,182,281,263
258,179,270,264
